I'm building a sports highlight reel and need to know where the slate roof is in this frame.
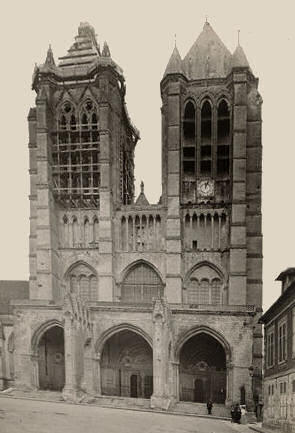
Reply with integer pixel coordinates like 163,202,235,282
163,21,251,80
164,46,183,76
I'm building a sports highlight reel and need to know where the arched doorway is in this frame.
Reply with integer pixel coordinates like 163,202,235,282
101,330,153,398
38,326,65,391
179,332,226,404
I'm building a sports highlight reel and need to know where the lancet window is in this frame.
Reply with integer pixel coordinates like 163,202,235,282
181,97,231,200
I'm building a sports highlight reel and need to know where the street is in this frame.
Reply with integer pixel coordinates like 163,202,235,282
0,396,255,433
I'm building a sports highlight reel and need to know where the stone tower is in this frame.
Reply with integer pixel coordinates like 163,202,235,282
12,22,262,414
160,21,263,405
28,22,139,303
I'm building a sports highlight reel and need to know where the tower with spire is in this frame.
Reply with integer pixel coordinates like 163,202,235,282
161,20,263,409
10,22,262,416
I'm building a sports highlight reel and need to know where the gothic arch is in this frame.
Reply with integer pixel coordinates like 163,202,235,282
197,90,216,107
120,259,164,285
64,260,97,280
174,325,231,361
215,89,232,107
95,323,153,354
31,319,64,355
216,95,232,109
182,97,197,116
183,261,224,288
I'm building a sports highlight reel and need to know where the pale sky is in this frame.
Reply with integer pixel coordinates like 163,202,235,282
0,0,294,311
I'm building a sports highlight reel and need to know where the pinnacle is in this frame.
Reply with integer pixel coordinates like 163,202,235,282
45,45,55,66
102,41,111,57
232,44,250,69
164,45,183,77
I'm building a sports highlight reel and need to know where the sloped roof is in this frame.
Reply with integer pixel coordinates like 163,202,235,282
182,22,233,79
276,267,295,281
260,281,295,324
232,45,250,69
0,281,29,315
164,45,184,77
135,181,149,206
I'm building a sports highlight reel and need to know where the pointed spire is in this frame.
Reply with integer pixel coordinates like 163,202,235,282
164,45,183,77
135,181,149,206
232,44,250,69
183,21,232,79
102,41,111,57
45,44,55,66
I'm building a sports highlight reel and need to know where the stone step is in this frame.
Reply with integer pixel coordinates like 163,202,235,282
94,395,151,409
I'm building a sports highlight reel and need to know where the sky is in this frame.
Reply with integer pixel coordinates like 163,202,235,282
0,0,294,311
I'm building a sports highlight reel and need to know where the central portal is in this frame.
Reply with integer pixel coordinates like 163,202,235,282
179,332,226,404
101,330,153,399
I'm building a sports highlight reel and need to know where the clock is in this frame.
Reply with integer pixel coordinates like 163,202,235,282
197,179,214,197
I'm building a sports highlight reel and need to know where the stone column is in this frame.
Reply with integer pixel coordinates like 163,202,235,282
82,344,97,396
151,299,171,410
30,353,39,390
93,353,102,395
225,359,233,407
62,314,78,400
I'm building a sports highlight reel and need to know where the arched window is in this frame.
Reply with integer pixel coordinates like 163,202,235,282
62,215,69,247
183,101,196,176
84,218,90,247
217,99,230,176
211,278,222,304
199,279,210,304
185,264,224,305
72,217,79,247
200,101,212,176
93,217,99,244
68,263,97,301
121,263,163,303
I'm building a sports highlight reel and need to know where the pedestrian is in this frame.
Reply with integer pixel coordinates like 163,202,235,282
231,403,242,423
207,399,213,415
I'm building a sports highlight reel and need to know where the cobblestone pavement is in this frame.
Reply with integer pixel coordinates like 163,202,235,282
0,396,255,433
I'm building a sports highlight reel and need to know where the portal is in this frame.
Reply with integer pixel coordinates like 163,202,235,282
179,332,226,403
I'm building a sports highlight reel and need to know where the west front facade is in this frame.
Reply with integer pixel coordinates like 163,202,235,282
260,269,295,432
7,22,263,414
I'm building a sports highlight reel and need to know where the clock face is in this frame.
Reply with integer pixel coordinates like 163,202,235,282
197,179,214,197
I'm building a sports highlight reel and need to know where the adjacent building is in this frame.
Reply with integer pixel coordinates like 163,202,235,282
0,21,263,414
260,268,295,432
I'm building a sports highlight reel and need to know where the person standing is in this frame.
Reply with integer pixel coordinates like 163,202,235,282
207,400,213,415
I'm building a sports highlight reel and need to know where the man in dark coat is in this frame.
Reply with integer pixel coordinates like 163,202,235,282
207,400,213,415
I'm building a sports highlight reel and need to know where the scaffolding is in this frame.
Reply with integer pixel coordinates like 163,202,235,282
51,100,100,208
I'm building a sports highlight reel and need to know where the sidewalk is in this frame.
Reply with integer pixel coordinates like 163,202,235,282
249,424,277,433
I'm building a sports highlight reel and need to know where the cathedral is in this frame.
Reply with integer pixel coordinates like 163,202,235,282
1,21,263,414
